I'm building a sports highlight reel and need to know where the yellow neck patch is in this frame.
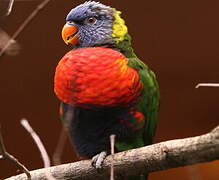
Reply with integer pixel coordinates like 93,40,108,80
112,10,128,43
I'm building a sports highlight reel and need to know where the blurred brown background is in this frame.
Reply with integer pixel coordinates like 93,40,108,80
0,0,219,179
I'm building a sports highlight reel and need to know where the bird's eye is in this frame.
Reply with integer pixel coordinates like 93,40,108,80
68,21,75,25
85,17,97,24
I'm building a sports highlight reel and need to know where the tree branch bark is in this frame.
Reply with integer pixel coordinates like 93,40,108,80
5,125,219,180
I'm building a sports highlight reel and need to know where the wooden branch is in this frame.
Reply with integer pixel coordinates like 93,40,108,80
0,0,51,57
0,125,31,180
5,125,219,180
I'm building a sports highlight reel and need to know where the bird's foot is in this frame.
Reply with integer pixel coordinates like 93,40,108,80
91,151,107,169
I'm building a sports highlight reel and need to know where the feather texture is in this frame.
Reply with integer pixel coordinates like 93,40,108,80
55,2,160,180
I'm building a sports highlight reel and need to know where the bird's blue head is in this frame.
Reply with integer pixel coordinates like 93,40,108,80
62,1,128,48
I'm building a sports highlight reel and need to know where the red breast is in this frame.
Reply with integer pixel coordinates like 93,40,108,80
54,47,143,107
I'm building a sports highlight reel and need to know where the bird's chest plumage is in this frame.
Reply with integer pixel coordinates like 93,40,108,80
54,47,143,107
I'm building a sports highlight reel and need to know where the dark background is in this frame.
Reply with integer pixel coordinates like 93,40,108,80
0,0,219,179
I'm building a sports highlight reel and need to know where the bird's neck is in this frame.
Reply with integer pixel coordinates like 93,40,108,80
75,34,137,58
114,33,137,58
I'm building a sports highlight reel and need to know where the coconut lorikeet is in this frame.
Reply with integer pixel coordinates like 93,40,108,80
54,1,159,179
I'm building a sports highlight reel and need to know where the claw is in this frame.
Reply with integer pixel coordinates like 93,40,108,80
91,151,107,169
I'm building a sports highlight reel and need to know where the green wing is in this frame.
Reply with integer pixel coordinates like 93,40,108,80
128,57,160,145
115,33,160,146
115,56,159,180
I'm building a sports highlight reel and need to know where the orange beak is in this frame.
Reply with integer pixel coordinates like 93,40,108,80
61,23,79,45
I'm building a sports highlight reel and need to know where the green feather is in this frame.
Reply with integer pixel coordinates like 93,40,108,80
115,33,160,146
129,57,160,145
115,32,160,180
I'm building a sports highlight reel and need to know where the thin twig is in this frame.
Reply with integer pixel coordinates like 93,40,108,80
52,127,67,165
6,0,15,16
110,135,116,155
53,107,74,165
20,119,56,180
110,134,116,180
0,125,31,179
0,126,7,156
196,83,219,88
0,0,51,57
20,119,51,168
0,28,20,56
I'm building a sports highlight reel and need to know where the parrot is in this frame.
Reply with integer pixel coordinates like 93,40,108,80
54,1,160,179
